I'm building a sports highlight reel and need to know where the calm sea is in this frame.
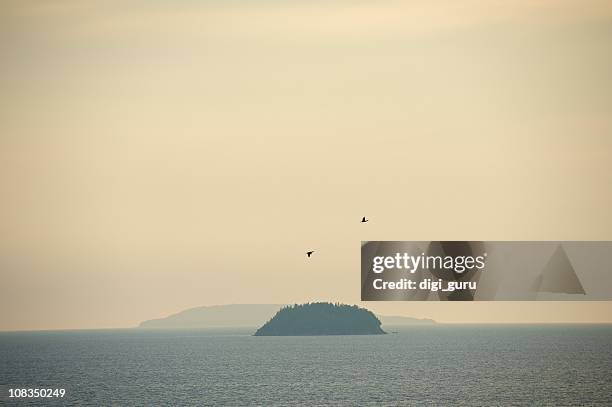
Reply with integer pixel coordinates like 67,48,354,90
1,325,611,406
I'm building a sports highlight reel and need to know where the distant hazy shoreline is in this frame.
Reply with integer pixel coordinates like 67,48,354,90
4,322,612,334
138,304,436,330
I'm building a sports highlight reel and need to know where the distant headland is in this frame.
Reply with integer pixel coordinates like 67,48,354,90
138,304,434,329
254,302,386,336
138,304,283,329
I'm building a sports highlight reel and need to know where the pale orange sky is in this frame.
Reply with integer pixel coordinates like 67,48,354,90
1,0,612,331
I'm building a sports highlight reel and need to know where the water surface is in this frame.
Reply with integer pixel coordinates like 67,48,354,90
1,325,611,406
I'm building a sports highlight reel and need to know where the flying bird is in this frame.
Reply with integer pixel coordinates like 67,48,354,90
361,217,368,223
306,251,314,257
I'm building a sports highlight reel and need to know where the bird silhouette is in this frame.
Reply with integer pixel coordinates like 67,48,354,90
306,251,314,257
361,216,368,223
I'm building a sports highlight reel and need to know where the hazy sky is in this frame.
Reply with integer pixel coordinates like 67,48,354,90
1,0,612,330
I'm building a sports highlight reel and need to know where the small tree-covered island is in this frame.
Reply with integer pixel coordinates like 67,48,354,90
254,302,386,336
